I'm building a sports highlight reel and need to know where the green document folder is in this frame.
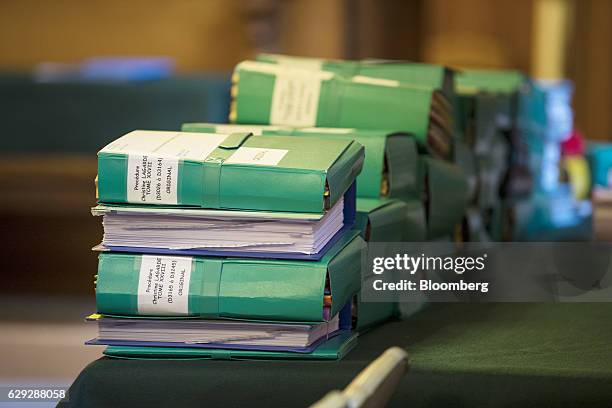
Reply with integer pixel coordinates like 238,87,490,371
255,53,454,96
353,198,423,331
182,123,423,201
96,232,364,323
425,158,469,239
230,61,452,158
103,331,358,360
455,68,525,95
97,130,364,213
355,198,426,242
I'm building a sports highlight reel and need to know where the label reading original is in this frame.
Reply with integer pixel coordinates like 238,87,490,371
225,147,288,166
270,72,322,127
127,155,178,204
102,131,229,204
137,255,192,315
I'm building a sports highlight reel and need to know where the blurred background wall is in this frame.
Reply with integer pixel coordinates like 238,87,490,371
0,0,611,298
1,0,609,136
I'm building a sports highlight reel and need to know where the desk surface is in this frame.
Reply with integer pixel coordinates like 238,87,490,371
61,303,612,407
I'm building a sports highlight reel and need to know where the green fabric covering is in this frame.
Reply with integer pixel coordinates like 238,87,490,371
61,304,612,407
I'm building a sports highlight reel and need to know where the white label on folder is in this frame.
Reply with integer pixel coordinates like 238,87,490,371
127,155,179,204
101,131,228,160
137,255,192,315
270,72,323,127
104,131,229,204
225,147,288,166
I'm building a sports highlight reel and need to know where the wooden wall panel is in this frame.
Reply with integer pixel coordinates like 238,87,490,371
568,0,612,140
420,0,533,71
0,0,252,72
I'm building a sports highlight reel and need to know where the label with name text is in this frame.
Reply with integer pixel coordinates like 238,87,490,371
127,155,179,204
270,72,322,127
137,255,192,315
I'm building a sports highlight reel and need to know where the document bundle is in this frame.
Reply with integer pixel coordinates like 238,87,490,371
181,123,424,201
97,130,363,213
229,61,453,159
85,54,537,361
88,128,366,360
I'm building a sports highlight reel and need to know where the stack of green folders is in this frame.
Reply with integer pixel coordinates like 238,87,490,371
87,54,533,361
88,128,368,360
182,54,477,328
227,55,474,241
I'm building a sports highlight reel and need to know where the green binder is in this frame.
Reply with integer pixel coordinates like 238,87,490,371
425,158,469,239
354,198,426,242
256,53,454,96
96,232,364,323
230,61,452,158
353,198,426,331
103,331,357,360
182,123,423,201
97,130,364,213
455,68,525,95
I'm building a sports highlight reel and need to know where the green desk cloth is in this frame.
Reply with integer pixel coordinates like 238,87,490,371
60,303,612,408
